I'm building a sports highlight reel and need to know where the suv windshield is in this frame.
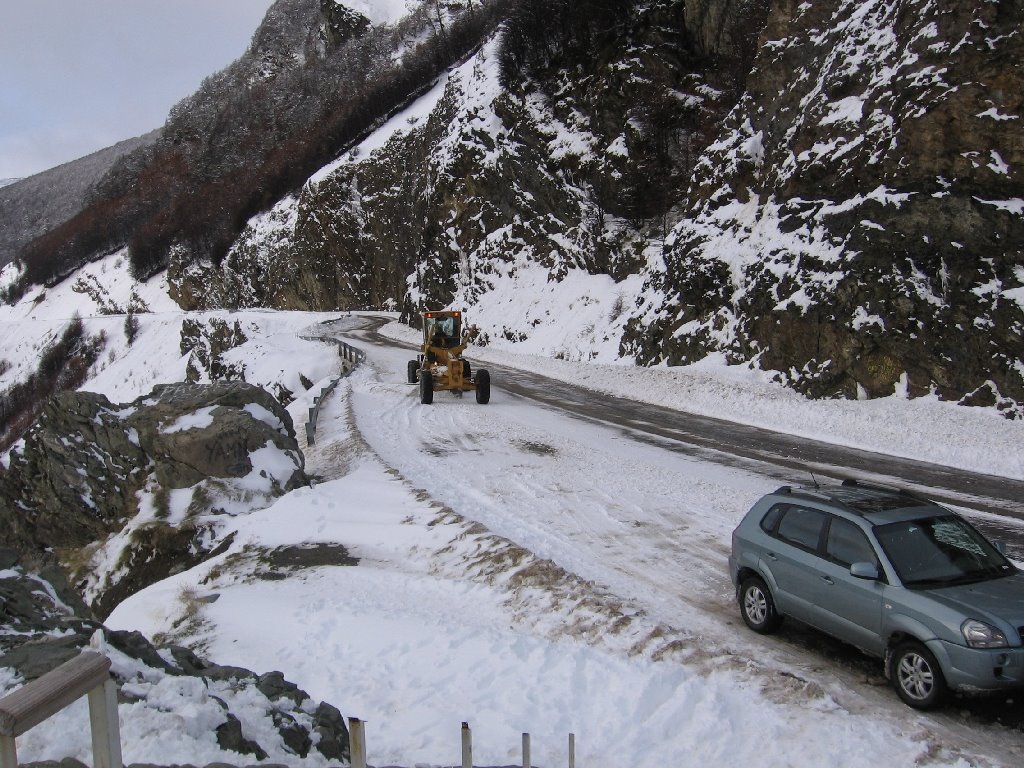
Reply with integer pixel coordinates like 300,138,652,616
875,515,1014,587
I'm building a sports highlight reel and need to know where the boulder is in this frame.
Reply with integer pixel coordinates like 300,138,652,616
0,381,306,614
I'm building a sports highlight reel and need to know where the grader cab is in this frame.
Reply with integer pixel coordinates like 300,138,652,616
407,310,490,404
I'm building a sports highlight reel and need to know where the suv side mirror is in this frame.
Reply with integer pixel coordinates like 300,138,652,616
850,562,881,580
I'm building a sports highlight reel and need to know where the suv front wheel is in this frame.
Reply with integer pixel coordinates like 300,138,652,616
739,575,783,634
891,641,947,710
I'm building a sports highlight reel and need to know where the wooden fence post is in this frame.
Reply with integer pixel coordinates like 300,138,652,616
87,678,123,768
0,734,17,768
461,721,472,768
349,717,366,768
522,732,531,768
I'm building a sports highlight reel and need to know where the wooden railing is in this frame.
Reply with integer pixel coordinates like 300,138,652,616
0,654,574,768
0,640,122,768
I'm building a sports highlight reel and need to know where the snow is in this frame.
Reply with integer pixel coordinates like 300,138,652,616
974,197,1024,216
101,403,976,768
309,73,451,184
344,0,408,26
161,405,217,433
3,21,1024,757
377,319,1024,483
2,290,1022,764
95,310,1024,767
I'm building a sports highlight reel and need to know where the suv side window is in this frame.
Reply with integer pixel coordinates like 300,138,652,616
826,517,878,567
760,504,786,533
776,506,827,551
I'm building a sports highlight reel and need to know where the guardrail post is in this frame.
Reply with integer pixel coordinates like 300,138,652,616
88,630,123,768
349,717,366,768
302,336,365,446
87,677,123,768
1,734,17,768
461,721,472,768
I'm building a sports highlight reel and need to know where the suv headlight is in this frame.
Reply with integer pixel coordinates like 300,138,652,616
962,619,1009,648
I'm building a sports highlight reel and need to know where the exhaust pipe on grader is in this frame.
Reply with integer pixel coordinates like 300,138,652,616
407,310,491,405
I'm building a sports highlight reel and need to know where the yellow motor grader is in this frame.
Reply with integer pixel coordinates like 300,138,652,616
407,310,490,404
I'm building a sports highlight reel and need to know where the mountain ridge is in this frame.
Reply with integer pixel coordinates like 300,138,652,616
2,0,1021,414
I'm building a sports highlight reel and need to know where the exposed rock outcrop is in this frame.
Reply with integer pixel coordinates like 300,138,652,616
320,0,371,48
181,317,249,382
169,4,730,318
624,0,1024,413
0,381,306,614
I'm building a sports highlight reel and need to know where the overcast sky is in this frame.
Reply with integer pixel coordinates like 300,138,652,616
0,0,276,180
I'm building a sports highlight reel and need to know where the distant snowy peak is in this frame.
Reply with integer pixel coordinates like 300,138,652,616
0,178,19,188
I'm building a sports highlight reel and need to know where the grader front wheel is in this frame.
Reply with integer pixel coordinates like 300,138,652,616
419,371,434,404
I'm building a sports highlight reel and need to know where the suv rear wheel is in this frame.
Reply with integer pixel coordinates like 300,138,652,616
739,575,782,633
891,641,947,709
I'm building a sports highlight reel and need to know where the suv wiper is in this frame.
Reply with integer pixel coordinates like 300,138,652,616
905,571,1003,588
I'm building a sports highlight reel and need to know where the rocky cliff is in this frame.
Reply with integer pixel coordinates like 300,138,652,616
625,0,1024,414
166,0,1023,412
0,381,306,616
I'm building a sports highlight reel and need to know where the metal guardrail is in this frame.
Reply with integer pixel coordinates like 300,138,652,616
299,335,366,446
0,633,122,768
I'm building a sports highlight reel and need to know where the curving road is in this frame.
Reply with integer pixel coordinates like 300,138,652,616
331,315,1024,757
352,317,1024,547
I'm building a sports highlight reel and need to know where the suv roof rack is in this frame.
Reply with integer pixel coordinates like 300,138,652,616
773,479,938,517
840,477,937,505
774,484,857,509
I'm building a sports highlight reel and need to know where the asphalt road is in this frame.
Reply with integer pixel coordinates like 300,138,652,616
354,319,1024,553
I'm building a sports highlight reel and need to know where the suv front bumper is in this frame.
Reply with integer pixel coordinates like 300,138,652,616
930,639,1024,692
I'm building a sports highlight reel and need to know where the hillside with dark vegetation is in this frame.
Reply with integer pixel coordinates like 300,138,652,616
9,0,503,296
0,132,157,271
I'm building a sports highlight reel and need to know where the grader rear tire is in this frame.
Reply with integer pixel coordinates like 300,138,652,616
407,359,419,384
475,369,490,404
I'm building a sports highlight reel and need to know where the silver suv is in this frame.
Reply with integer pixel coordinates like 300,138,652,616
729,480,1024,709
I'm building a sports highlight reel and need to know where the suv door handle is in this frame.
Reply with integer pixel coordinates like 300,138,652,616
821,576,835,585
766,552,778,561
